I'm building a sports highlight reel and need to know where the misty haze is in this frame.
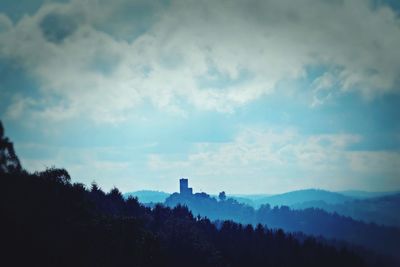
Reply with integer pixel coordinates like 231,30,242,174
1,0,399,266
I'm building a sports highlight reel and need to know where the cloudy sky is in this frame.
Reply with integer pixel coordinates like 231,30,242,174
1,0,400,194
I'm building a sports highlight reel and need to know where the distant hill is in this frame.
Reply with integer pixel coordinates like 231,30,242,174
292,193,400,227
124,190,170,203
338,190,400,199
243,189,353,208
229,189,400,227
228,190,399,208
230,194,273,200
228,194,272,206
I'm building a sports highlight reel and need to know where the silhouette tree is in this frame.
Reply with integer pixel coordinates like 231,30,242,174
219,191,226,201
0,121,21,173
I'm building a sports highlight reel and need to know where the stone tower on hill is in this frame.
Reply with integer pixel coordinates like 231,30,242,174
179,178,193,195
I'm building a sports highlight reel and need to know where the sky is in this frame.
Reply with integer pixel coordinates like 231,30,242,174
0,0,399,194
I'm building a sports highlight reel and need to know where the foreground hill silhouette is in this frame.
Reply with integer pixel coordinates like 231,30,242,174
0,121,388,267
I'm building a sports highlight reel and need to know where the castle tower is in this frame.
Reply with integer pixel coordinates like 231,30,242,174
179,178,193,195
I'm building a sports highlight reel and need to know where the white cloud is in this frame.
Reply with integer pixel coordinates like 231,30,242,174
15,142,161,192
1,0,400,122
0,13,13,32
11,127,400,193
347,151,400,174
147,128,400,193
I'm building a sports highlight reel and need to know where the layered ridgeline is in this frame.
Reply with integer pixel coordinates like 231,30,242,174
165,181,400,264
290,193,400,227
231,189,353,208
229,190,400,227
0,122,373,267
125,188,400,228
